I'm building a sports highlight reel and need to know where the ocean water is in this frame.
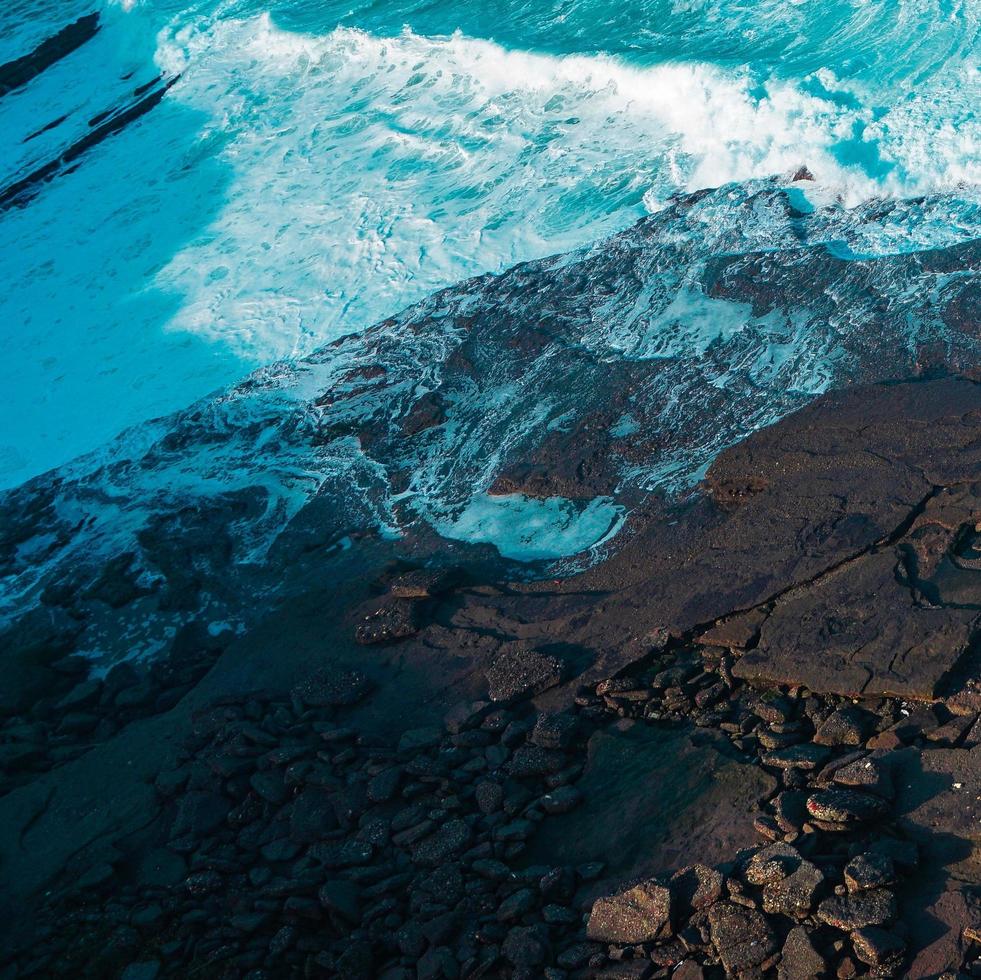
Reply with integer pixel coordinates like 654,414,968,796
1,0,979,491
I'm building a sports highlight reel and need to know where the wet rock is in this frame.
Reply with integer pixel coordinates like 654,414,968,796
779,926,827,980
355,598,419,645
397,726,443,754
807,788,889,824
485,648,565,702
817,889,897,931
586,880,673,944
707,901,777,974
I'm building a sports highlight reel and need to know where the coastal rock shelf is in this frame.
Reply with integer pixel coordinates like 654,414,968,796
1,376,980,977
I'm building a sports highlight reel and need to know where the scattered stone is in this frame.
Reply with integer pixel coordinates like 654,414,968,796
813,705,876,746
817,889,897,931
843,853,896,892
587,880,673,944
762,859,824,917
485,648,565,703
707,901,777,974
851,925,906,967
355,598,419,645
390,567,456,599
293,668,370,707
762,744,831,770
670,864,724,914
807,788,889,824
779,926,827,979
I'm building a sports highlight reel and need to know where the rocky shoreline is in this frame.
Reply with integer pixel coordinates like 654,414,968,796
1,375,980,978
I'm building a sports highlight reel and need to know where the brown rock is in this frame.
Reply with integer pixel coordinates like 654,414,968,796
586,880,673,944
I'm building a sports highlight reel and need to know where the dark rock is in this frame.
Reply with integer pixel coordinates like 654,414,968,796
540,785,583,815
850,926,905,967
249,771,287,804
807,788,889,824
529,711,579,749
485,648,564,703
831,755,893,799
502,924,549,968
411,819,472,865
355,598,419,645
843,853,896,892
172,792,229,838
367,767,402,802
390,567,456,598
813,706,877,746
398,726,443,753
745,842,801,886
309,840,373,868
671,864,724,914
779,926,827,980
475,781,504,813
289,788,338,842
497,888,537,921
816,889,897,931
586,880,672,943
293,668,370,706
507,745,566,778
762,860,823,917
707,901,777,974
762,744,830,771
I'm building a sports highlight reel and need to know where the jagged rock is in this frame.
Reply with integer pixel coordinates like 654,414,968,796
762,860,824,917
817,889,897,931
707,901,777,974
807,788,889,824
670,864,725,914
172,792,229,838
745,842,801,886
843,853,896,892
292,668,370,707
411,819,472,866
851,926,906,967
530,711,580,749
355,598,419,645
813,706,877,746
485,648,565,702
587,880,673,943
502,924,550,967
779,926,827,979
762,744,831,771
831,756,894,799
541,785,583,814
389,567,456,598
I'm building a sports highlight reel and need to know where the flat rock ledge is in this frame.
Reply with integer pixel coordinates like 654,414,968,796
0,378,980,979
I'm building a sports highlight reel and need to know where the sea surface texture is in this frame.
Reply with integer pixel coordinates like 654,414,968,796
0,0,978,486
1,0,980,645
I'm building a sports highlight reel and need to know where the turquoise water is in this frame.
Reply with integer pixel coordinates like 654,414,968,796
0,0,978,487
